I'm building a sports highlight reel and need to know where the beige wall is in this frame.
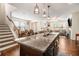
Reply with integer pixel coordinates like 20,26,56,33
71,12,79,39
0,3,6,24
5,4,16,17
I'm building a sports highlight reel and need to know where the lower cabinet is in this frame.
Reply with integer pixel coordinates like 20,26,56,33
43,38,59,56
20,44,43,56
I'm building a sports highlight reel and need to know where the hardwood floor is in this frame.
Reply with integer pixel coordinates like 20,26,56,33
1,36,79,56
58,36,79,56
1,45,20,56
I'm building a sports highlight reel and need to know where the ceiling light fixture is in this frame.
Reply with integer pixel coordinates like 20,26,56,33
34,4,39,14
42,9,47,17
34,4,52,20
47,5,51,20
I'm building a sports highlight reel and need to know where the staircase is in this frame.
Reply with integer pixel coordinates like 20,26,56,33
0,24,18,55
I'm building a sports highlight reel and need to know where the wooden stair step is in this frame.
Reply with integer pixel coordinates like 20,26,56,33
0,27,9,29
0,35,13,39
0,41,15,47
0,32,12,35
0,26,9,30
0,43,18,52
0,26,9,29
0,37,14,43
0,25,8,27
0,30,10,32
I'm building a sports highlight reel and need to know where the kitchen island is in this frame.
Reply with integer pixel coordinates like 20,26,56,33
16,32,59,56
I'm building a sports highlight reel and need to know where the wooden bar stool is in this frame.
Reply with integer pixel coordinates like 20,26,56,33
75,33,79,44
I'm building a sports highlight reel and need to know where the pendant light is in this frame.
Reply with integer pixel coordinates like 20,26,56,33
42,9,47,17
34,4,39,14
42,4,47,17
47,5,51,20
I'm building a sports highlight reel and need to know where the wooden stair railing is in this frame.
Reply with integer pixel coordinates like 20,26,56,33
7,16,16,31
6,16,20,37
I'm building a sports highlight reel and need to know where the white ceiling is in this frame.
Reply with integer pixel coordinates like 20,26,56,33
9,3,79,20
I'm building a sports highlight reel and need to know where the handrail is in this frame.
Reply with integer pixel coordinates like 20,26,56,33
7,16,20,37
12,16,28,22
6,16,17,31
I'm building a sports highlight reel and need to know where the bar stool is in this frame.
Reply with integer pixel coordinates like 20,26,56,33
75,33,79,44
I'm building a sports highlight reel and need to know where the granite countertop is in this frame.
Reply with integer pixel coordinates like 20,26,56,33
16,32,59,53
